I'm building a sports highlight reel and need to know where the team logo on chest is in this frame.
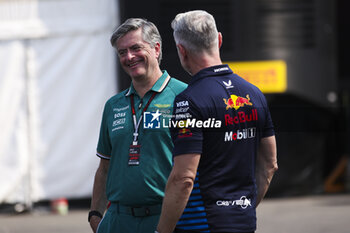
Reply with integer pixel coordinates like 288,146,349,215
223,94,252,110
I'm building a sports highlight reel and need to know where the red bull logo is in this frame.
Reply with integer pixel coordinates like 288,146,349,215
178,128,192,138
223,94,252,110
177,119,193,138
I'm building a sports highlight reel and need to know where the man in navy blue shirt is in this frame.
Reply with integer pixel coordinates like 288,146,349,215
157,10,278,233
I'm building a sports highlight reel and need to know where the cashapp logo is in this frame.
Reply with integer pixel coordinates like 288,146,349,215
144,110,161,129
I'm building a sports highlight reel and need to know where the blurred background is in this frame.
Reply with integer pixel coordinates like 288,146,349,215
0,0,349,214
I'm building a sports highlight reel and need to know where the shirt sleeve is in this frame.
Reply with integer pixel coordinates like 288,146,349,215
96,102,112,159
261,94,275,138
171,94,203,156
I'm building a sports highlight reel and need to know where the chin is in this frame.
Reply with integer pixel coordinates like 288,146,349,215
130,72,147,80
125,68,145,79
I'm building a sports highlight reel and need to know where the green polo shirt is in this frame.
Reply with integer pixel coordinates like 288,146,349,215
96,71,187,206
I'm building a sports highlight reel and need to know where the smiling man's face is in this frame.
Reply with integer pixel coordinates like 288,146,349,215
116,28,160,80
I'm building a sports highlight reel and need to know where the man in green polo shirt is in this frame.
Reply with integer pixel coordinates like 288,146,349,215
88,18,187,233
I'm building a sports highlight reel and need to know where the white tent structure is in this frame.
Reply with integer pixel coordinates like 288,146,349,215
0,0,118,206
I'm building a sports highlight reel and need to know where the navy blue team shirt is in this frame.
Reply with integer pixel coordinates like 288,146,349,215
171,64,275,232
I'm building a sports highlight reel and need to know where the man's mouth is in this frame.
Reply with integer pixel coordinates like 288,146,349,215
128,61,142,68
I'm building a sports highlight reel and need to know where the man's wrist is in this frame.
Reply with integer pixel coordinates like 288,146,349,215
88,210,103,222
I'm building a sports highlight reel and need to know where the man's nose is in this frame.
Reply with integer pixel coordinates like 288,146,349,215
125,50,135,60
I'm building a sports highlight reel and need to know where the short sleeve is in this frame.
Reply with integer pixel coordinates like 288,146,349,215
96,102,112,159
171,94,203,156
260,94,275,138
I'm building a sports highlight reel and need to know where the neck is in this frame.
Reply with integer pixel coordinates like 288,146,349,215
132,69,163,98
188,51,222,76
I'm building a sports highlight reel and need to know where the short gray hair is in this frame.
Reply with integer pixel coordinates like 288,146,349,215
171,10,218,53
110,18,162,64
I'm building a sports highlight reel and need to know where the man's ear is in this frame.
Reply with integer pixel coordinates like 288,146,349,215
218,32,223,49
154,42,161,60
177,44,187,58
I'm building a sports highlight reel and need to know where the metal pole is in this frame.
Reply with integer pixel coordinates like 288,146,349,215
24,39,34,211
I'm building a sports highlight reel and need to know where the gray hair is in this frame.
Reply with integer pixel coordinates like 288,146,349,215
110,18,162,64
171,10,219,54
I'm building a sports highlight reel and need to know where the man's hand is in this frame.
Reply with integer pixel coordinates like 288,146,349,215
89,215,102,233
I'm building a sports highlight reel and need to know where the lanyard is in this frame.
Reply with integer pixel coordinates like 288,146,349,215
130,92,157,145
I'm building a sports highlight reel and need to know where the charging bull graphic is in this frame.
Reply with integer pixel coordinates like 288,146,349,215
223,94,252,110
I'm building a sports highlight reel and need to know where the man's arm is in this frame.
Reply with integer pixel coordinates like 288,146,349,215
157,153,201,233
89,158,110,233
255,135,278,206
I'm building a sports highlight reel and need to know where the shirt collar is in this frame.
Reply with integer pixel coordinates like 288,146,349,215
190,64,232,84
125,70,171,96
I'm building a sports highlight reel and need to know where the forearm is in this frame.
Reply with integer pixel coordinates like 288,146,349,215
255,136,278,206
157,172,194,233
157,154,200,233
90,168,108,213
256,164,276,206
89,159,109,233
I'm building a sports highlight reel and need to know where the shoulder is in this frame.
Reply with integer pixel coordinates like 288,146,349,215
166,77,188,96
231,74,269,108
232,73,264,94
104,89,129,110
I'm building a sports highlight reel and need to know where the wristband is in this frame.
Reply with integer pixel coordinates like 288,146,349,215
88,210,103,222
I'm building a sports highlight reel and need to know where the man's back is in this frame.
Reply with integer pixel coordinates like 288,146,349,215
171,65,274,232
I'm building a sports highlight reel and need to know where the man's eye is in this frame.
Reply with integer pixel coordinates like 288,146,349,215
118,50,126,56
132,46,141,51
